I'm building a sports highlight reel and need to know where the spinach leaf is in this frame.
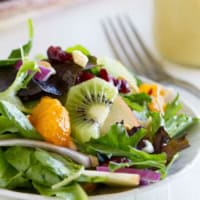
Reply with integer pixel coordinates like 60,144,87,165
34,149,71,177
50,153,83,174
0,150,18,188
33,183,88,200
26,164,61,187
0,101,41,139
5,146,33,172
0,133,20,139
0,116,17,134
6,172,31,190
0,19,33,67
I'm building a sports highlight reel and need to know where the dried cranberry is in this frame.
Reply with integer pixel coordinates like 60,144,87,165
128,126,143,136
47,46,72,63
110,157,129,163
99,68,110,82
15,60,22,70
76,71,94,83
119,79,131,93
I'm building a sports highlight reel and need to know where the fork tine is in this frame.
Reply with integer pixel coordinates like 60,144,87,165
102,18,142,75
116,16,160,79
125,15,165,76
106,18,140,73
101,20,124,63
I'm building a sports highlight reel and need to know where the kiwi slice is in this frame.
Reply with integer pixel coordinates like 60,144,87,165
65,77,118,143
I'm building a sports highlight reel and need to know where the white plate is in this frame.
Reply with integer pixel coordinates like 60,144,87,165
0,87,199,200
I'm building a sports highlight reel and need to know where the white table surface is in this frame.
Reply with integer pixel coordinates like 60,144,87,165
0,0,200,200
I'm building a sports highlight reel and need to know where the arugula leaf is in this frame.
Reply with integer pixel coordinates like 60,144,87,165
33,183,88,200
9,19,33,59
124,93,152,104
108,158,166,173
87,143,166,171
0,60,39,112
66,44,91,56
123,98,144,111
162,95,199,138
0,101,41,139
88,123,146,151
81,124,166,171
165,114,199,138
164,94,182,121
0,19,33,67
147,111,163,140
123,93,151,112
128,147,166,166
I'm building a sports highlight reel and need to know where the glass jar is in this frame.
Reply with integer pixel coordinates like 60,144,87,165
154,0,200,66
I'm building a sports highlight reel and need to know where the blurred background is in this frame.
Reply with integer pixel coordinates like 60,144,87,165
0,0,199,88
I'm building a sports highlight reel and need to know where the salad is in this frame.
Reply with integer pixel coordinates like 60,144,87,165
0,19,198,200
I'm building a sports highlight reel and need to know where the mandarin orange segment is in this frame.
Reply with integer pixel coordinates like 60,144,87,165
139,83,166,113
29,96,73,148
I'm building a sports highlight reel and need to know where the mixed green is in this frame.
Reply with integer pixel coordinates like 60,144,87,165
0,20,199,200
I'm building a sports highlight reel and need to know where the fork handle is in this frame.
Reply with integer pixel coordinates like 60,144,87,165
162,77,200,98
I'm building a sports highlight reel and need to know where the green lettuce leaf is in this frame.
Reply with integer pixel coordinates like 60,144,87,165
0,100,41,139
163,95,199,138
0,19,33,67
165,114,199,138
88,123,146,151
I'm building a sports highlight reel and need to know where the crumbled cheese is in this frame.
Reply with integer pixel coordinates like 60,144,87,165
72,50,88,68
141,139,154,153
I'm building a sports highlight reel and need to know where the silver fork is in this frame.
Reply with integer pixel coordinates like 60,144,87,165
101,15,200,98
